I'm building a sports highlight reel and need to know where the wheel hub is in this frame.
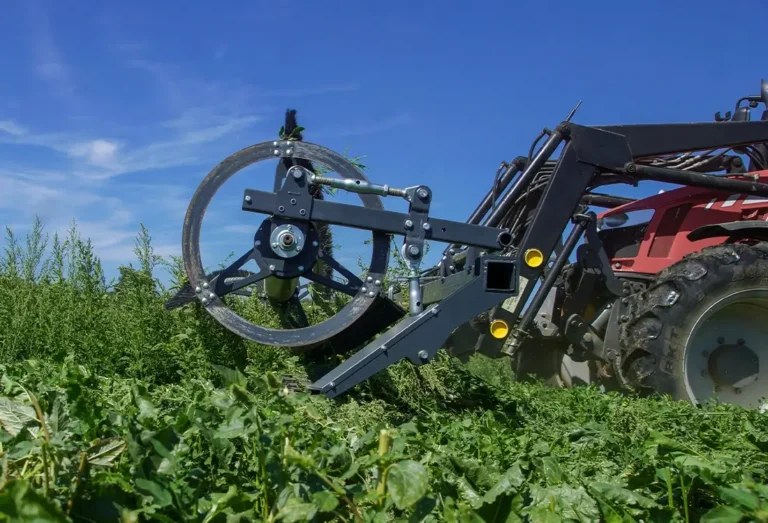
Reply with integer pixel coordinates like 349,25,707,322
684,289,768,410
271,224,305,258
706,341,759,391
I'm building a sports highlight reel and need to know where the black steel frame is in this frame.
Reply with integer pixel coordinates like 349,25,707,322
230,118,768,397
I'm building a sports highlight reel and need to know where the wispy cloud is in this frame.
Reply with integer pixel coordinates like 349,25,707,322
324,113,411,138
22,0,77,101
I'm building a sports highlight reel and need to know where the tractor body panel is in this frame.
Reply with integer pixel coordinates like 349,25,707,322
597,169,768,276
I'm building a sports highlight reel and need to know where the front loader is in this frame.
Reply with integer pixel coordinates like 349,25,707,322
171,79,768,410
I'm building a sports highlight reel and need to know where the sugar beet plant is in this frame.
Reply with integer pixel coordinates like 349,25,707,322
1,219,768,521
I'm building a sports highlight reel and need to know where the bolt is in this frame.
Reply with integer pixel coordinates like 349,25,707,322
287,225,292,231
312,240,319,247
626,163,637,173
404,219,413,229
202,297,208,304
245,195,252,203
272,242,279,249
203,282,209,289
409,245,420,256
583,333,593,343
375,279,381,286
735,388,742,394
367,276,373,283
614,262,621,269
328,381,335,389
417,188,429,199
298,265,304,271
269,265,276,271
295,244,302,251
208,292,215,299
622,298,629,305
620,315,629,322
273,149,280,156
300,209,306,215
286,148,293,155
195,286,202,293
361,287,367,292
449,249,455,255
292,169,303,180
423,222,431,231
278,205,285,212
737,338,746,345
449,265,455,271
255,240,261,246
273,141,278,146
418,350,429,361
368,291,375,297
290,198,297,205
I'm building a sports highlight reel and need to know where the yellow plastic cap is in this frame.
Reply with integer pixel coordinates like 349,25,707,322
490,319,509,339
524,248,544,268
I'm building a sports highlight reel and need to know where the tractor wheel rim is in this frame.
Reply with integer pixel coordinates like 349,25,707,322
684,288,768,410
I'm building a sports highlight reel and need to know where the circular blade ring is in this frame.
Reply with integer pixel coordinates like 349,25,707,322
182,140,391,348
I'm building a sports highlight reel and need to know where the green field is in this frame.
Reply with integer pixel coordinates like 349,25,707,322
1,219,767,522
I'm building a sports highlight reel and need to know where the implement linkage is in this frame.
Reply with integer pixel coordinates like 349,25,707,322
181,92,768,398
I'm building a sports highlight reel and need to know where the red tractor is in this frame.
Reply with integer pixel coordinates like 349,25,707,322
174,79,768,410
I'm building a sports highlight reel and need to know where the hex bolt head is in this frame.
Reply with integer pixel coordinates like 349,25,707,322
408,245,420,256
201,297,208,304
203,282,209,289
368,291,375,297
404,219,413,229
422,222,431,231
418,350,429,361
361,287,367,292
417,188,429,199
245,195,252,203
272,242,279,249
298,265,304,271
367,276,373,283
312,241,319,247
449,265,455,271
292,169,303,180
286,148,293,155
195,286,202,293
374,279,381,286
255,240,261,246
273,149,280,156
269,264,276,271
614,262,621,269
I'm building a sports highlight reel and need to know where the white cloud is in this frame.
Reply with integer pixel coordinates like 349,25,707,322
0,120,27,136
68,139,120,167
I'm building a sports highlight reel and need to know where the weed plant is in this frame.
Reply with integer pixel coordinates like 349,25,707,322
0,218,767,522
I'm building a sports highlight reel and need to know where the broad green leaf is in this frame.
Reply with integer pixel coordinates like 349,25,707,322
525,507,563,523
135,478,173,507
587,482,659,509
387,460,429,510
276,501,317,522
312,491,339,513
700,505,744,523
0,397,38,437
87,437,126,466
213,364,247,388
0,479,69,522
718,486,760,511
483,464,524,504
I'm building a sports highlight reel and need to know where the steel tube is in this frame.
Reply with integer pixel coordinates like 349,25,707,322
631,164,768,196
485,130,565,228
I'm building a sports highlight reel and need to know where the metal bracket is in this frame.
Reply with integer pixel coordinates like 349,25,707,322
307,255,518,398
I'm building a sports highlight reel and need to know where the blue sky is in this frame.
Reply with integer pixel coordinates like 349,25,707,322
1,0,765,285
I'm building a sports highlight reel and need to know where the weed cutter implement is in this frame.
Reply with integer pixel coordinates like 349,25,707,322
176,80,768,410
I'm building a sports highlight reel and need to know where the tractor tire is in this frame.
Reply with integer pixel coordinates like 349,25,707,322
619,242,768,409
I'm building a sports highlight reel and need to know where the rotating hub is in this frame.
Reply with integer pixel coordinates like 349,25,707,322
255,218,320,278
269,223,307,259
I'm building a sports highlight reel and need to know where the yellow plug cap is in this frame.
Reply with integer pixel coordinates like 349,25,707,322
490,319,509,339
524,248,544,267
